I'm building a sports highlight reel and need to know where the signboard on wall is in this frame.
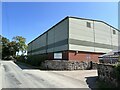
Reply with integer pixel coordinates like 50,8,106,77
54,53,62,59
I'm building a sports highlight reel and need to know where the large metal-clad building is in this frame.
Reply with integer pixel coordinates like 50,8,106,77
28,16,119,63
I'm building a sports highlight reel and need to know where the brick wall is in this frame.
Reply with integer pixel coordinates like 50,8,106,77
68,51,103,63
47,51,103,63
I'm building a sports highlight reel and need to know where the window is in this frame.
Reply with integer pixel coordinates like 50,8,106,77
86,22,91,28
113,30,116,34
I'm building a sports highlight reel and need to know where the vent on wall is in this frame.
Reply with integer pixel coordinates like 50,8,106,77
86,22,91,28
113,30,116,35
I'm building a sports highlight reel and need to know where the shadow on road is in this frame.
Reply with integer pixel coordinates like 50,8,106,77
85,76,98,90
15,61,38,70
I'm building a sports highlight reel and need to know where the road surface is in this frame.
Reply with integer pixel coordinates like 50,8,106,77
0,61,98,89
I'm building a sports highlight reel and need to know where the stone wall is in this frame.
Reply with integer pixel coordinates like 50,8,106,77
41,60,95,70
97,64,120,88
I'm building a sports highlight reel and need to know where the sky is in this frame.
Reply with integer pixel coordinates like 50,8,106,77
2,2,118,44
118,1,120,49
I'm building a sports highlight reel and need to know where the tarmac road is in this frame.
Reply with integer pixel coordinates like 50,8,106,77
0,61,98,89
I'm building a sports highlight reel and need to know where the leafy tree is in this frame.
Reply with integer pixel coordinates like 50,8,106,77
12,36,27,55
8,41,19,57
1,36,9,46
1,35,27,59
1,36,10,58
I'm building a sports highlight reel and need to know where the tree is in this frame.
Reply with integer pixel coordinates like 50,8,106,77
1,36,10,58
8,41,19,57
12,36,27,55
1,35,27,59
0,35,2,59
1,36,9,46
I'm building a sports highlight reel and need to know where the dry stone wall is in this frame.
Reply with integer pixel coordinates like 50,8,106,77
41,60,94,70
97,64,120,88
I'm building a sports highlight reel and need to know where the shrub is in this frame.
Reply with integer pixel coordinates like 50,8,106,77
17,55,26,63
27,54,47,66
114,63,120,81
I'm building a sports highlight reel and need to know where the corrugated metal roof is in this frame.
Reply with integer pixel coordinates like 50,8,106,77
99,50,120,58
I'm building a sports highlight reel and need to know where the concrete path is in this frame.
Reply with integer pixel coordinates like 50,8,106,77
0,61,98,89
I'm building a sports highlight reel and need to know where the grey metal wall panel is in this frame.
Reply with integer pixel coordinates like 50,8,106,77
47,18,69,52
54,45,68,51
47,28,54,45
28,33,47,55
28,18,69,55
38,33,47,47
47,28,54,52
69,18,94,42
110,27,119,50
69,38,117,49
94,21,113,53
68,17,119,53
69,18,95,52
54,19,68,42
28,17,119,55
28,39,68,53
94,22,111,45
27,43,31,52
69,44,95,52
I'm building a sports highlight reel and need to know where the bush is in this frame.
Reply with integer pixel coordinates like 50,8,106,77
26,54,47,66
17,55,26,63
16,54,47,67
115,63,120,81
